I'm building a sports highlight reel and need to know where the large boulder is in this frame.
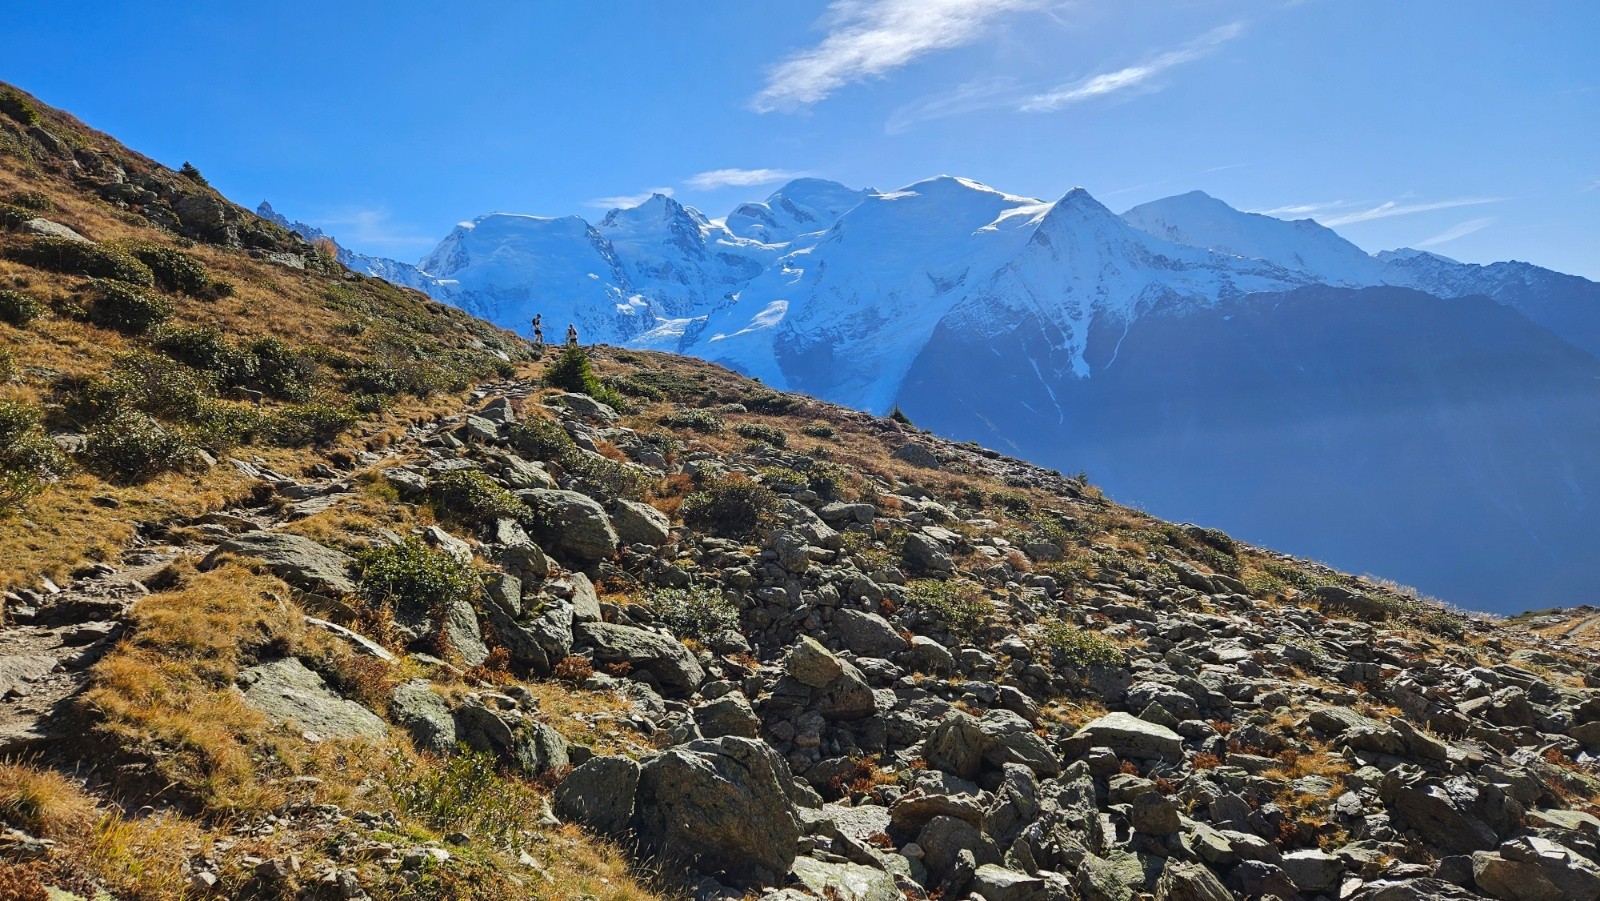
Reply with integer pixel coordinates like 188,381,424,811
203,533,356,597
554,755,639,837
924,711,987,779
1380,772,1500,854
516,489,619,563
633,737,800,882
787,636,844,688
1154,860,1233,901
390,680,457,755
790,857,901,901
979,709,1062,777
902,533,954,574
1067,712,1184,761
832,609,909,658
453,696,569,776
236,657,385,739
609,499,671,546
695,694,762,739
811,659,878,720
574,622,704,696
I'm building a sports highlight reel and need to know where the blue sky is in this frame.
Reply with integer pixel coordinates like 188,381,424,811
3,1,1597,276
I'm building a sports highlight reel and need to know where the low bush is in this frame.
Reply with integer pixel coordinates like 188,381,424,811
679,475,777,538
429,468,527,526
6,191,53,212
0,204,31,230
507,416,576,463
645,585,739,642
357,537,481,619
385,748,537,847
151,325,257,386
266,401,357,447
1039,620,1125,669
735,422,787,447
86,279,171,334
0,89,41,127
0,401,67,514
9,238,154,286
81,411,196,484
0,289,45,326
69,352,216,425
604,374,663,401
124,243,214,296
904,579,988,640
744,390,804,415
800,422,836,439
566,452,648,501
245,337,318,401
662,408,724,434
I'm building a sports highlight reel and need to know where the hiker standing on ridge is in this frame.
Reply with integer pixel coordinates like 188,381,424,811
566,323,579,346
531,313,544,348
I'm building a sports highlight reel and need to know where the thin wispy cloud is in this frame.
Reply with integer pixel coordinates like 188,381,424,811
1020,22,1244,112
686,168,808,191
1252,200,1352,218
752,0,1044,114
885,22,1245,133
1415,217,1496,248
1321,196,1505,227
586,187,674,209
1583,176,1600,193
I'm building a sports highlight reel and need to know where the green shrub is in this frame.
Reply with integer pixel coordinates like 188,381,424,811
645,585,739,642
179,162,208,186
888,405,913,426
566,452,648,501
0,348,12,381
189,402,269,450
86,279,171,333
604,375,663,401
68,352,216,424
0,289,45,326
801,460,851,499
151,325,257,386
125,243,213,296
0,203,31,230
0,89,41,127
0,401,67,514
385,748,537,846
905,579,988,640
6,191,52,212
429,468,527,525
8,238,154,286
679,476,777,538
81,411,196,484
267,402,357,447
662,409,724,434
1038,621,1125,669
735,422,787,447
507,417,576,463
357,537,480,619
542,343,625,408
245,337,318,401
744,390,804,415
800,423,835,439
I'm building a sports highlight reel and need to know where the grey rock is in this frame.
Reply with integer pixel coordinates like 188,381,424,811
924,712,988,779
516,489,619,563
832,609,908,658
788,636,844,688
454,697,569,775
790,857,900,901
979,709,1061,777
891,444,940,469
554,755,639,837
813,660,878,720
21,218,88,242
1282,848,1344,894
1154,860,1233,901
236,657,386,739
919,814,999,879
1129,791,1180,835
1069,712,1184,761
391,680,457,755
905,636,955,676
610,499,671,546
902,533,954,574
575,621,705,696
204,532,356,596
695,694,761,739
550,392,619,423
972,864,1047,901
634,737,800,882
437,596,488,666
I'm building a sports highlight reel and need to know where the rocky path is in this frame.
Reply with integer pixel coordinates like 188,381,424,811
0,381,524,758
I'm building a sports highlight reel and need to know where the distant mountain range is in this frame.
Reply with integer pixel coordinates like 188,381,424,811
258,182,1600,611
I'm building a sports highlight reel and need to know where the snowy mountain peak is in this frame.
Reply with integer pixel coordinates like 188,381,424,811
725,178,871,244
1121,190,1382,285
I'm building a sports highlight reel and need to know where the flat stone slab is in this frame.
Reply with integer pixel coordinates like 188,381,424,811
237,657,385,740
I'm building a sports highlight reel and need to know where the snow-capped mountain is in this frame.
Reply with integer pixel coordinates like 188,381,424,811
1122,191,1600,356
264,180,1600,610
